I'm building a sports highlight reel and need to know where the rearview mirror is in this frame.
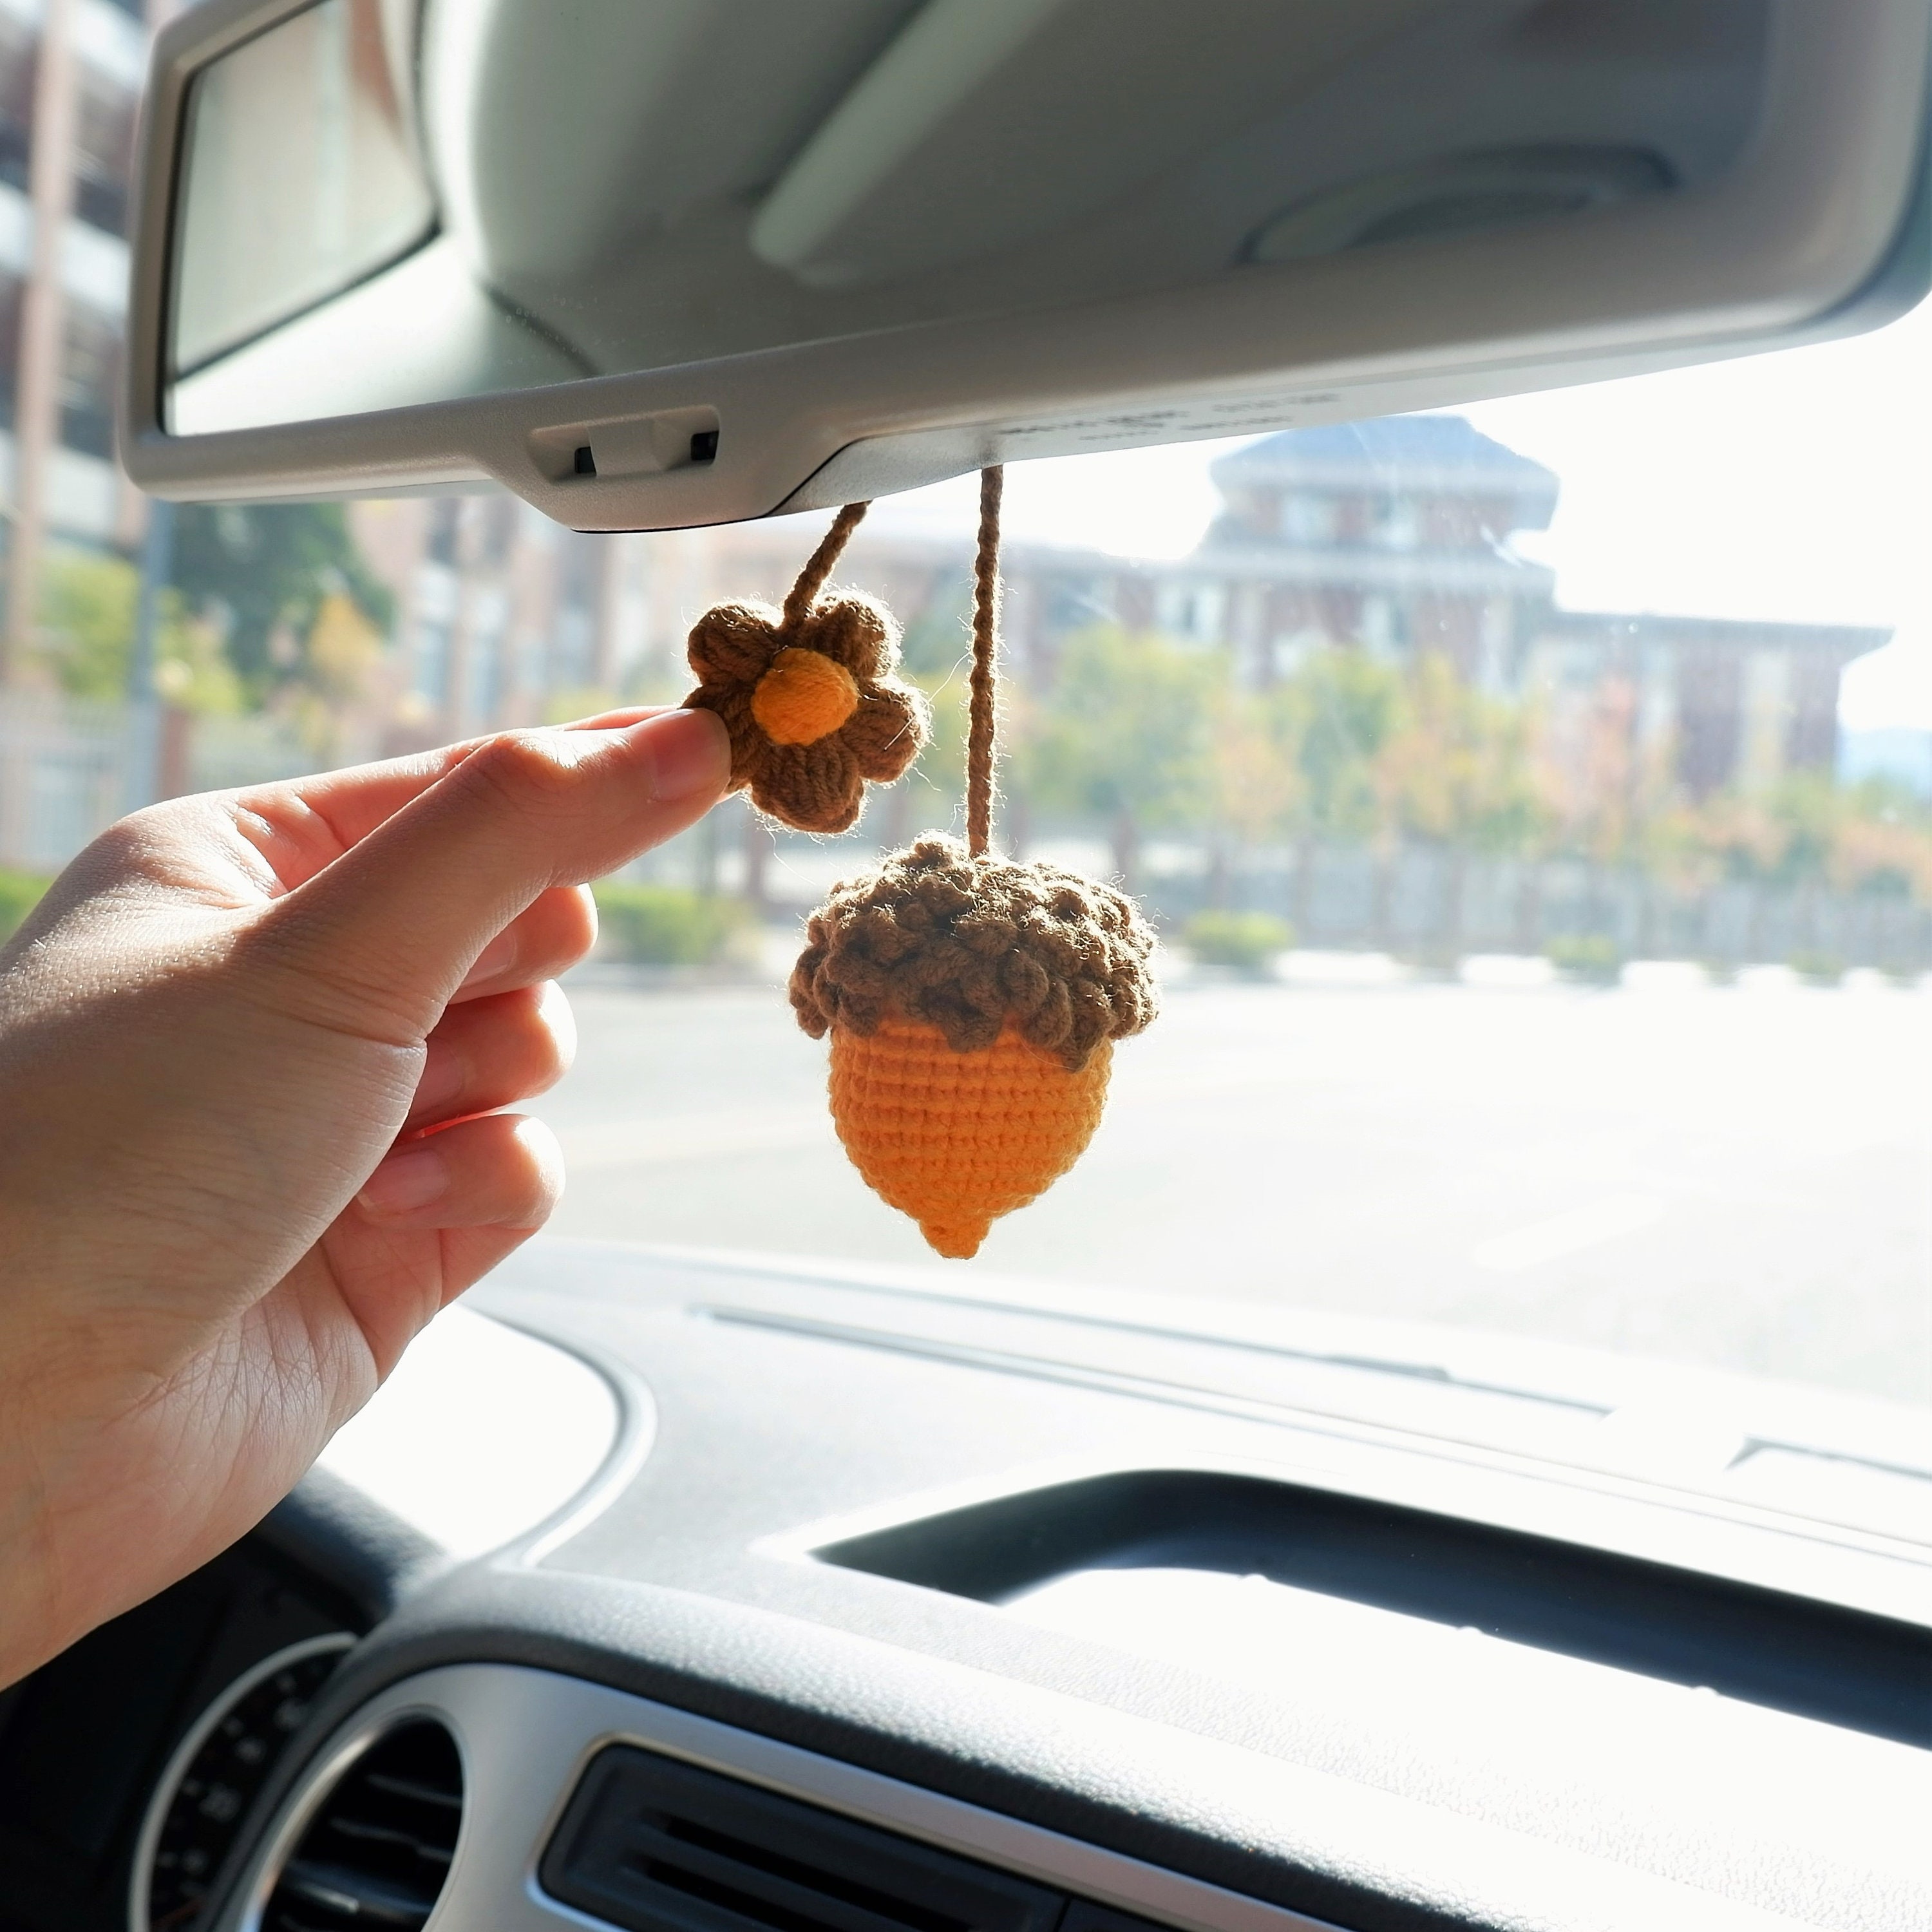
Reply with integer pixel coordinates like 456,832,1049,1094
122,0,1932,530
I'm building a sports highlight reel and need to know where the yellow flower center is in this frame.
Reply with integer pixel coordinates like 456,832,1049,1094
752,647,861,746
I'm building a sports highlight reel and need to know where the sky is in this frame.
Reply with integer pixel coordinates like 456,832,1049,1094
866,298,1932,731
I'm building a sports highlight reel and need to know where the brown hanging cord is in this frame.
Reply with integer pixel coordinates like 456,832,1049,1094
764,473,1001,851
782,500,870,627
966,465,1004,857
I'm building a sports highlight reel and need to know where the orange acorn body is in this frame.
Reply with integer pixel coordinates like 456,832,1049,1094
829,1018,1113,1258
793,838,1157,1259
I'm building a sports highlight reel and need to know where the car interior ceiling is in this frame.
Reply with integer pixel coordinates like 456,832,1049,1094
172,0,1774,429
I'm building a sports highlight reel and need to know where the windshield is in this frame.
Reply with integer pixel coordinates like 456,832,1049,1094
550,309,1932,1409
17,309,1931,1411
559,307,1930,1411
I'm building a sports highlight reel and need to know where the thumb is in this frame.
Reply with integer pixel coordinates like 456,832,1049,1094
249,708,731,1032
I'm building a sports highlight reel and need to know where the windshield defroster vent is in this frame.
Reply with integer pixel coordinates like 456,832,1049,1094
540,1747,1064,1932
260,1719,463,1932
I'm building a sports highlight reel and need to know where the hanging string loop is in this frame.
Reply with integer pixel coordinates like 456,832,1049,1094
782,500,870,628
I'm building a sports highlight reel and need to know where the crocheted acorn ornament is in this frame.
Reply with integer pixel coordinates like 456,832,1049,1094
791,838,1157,1257
682,504,929,834
786,469,1157,1258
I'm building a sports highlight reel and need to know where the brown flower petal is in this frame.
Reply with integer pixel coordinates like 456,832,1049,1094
797,595,893,680
685,685,761,790
688,601,782,685
838,687,925,783
750,737,864,835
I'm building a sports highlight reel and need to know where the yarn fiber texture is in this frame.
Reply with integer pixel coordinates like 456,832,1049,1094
684,592,928,835
790,836,1158,1073
830,1018,1113,1258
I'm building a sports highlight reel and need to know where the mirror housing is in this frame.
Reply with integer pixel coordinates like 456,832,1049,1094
120,0,1932,531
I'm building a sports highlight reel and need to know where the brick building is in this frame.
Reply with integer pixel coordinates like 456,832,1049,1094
763,417,1880,801
345,495,723,747
0,0,162,675
1177,416,1560,690
340,410,1887,800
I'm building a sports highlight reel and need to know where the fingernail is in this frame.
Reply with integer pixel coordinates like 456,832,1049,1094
631,706,730,802
357,1145,449,1218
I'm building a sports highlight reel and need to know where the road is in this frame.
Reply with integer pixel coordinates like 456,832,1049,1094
528,965,1932,1407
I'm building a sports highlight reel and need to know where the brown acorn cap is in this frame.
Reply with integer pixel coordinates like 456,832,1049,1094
790,837,1158,1072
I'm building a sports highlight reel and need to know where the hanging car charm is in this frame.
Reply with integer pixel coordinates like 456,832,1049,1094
680,469,1157,1257
681,503,930,834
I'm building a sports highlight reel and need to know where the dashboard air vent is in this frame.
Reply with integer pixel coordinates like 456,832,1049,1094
260,1719,462,1932
541,1747,1064,1932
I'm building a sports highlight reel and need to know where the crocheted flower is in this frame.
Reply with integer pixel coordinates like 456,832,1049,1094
683,592,929,835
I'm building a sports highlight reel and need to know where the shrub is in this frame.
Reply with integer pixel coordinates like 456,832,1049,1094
1182,909,1293,974
592,882,751,966
0,870,49,946
1788,951,1845,987
1545,933,1621,982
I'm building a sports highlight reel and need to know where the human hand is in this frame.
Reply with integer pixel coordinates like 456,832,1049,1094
0,705,730,1686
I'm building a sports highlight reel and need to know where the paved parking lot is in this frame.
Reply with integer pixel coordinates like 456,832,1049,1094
530,969,1932,1406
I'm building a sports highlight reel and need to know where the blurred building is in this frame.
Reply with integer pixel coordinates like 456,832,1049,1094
345,495,726,748
1177,417,1561,688
692,419,1562,695
0,0,165,677
754,417,1880,800
979,419,1879,797
1530,609,1884,800
289,410,1894,802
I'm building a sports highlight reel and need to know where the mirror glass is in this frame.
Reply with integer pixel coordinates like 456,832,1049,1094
163,0,1770,438
173,0,432,381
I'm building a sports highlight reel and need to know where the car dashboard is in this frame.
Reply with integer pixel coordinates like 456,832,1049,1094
3,1241,1927,1932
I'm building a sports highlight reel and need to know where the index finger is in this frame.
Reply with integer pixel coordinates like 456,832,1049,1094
226,708,675,891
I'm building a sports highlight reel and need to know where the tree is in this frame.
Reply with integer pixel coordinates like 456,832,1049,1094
1274,648,1401,844
1827,784,1932,902
1376,652,1542,856
37,551,139,701
1231,647,1403,931
1200,683,1301,905
1679,773,1932,904
896,569,976,681
1534,672,1672,868
1686,775,1833,893
288,589,386,755
37,551,240,714
171,502,393,705
1373,652,1545,950
1015,625,1220,887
